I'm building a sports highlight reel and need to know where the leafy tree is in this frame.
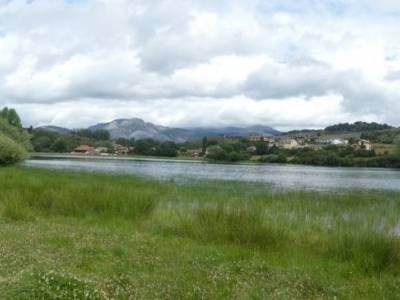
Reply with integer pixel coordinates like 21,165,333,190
134,139,158,155
1,107,22,128
0,133,26,166
157,141,178,157
0,112,31,150
206,146,228,161
51,138,69,153
255,141,268,155
33,136,53,152
394,142,400,158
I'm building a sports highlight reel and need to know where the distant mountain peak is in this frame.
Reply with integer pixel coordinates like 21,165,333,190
42,118,280,142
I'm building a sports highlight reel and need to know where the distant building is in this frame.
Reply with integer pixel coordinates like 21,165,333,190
352,139,372,151
277,139,299,149
114,144,129,155
95,147,109,154
186,149,203,158
73,145,95,154
331,138,349,146
294,136,307,146
315,137,331,145
248,134,275,143
249,134,264,142
315,137,349,146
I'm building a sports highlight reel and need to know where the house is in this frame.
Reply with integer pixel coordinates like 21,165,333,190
95,147,109,154
248,134,264,142
352,139,372,151
249,134,275,143
315,137,349,146
277,139,299,149
73,145,95,154
331,138,349,146
315,137,331,145
186,149,203,158
294,136,307,146
114,144,129,155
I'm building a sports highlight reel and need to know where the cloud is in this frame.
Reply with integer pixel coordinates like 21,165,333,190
0,0,400,129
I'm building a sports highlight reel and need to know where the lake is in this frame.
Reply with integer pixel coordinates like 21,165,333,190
24,155,400,191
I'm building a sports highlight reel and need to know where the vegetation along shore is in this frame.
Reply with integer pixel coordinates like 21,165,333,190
1,167,400,299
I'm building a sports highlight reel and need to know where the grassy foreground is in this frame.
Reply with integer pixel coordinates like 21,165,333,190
0,168,400,299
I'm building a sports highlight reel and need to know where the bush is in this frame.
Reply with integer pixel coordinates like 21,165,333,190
0,133,27,166
0,117,32,150
206,145,228,161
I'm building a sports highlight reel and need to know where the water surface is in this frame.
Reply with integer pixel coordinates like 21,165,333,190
24,156,400,191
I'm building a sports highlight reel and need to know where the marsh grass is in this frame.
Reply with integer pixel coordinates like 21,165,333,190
1,167,400,298
169,202,288,250
1,193,34,222
10,271,102,300
0,168,161,222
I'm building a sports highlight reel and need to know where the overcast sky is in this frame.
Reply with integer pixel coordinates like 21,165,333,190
1,0,400,130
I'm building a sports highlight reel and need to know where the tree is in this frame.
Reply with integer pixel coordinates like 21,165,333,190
395,142,400,158
0,132,26,166
1,107,22,128
51,138,69,153
255,141,268,155
134,139,157,155
206,145,228,161
157,141,178,157
0,107,30,166
33,136,53,152
202,136,208,155
0,114,31,150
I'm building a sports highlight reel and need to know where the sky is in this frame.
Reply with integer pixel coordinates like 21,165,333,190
1,0,400,130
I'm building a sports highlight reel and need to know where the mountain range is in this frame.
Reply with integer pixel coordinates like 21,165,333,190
39,118,281,142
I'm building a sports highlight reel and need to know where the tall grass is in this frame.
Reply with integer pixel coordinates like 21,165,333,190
1,167,400,278
169,202,287,250
0,168,161,221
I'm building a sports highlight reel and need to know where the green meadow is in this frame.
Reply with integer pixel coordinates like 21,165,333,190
1,167,400,299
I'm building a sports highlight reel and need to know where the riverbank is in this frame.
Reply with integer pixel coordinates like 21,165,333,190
1,167,400,299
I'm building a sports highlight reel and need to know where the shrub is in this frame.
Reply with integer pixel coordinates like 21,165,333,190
0,133,27,166
0,117,32,150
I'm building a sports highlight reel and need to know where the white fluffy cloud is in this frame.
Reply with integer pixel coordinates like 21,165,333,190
1,0,400,130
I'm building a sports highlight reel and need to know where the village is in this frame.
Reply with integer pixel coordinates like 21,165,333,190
246,133,372,152
72,144,131,156
72,134,373,158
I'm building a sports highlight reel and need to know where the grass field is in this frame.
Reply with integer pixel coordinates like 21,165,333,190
1,167,400,299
